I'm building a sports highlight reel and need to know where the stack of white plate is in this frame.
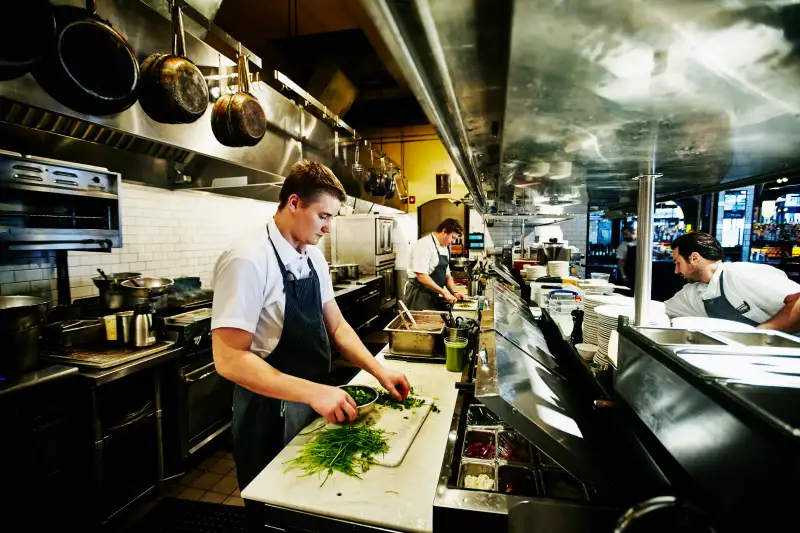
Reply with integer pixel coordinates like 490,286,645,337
547,261,570,278
593,303,669,367
582,294,633,345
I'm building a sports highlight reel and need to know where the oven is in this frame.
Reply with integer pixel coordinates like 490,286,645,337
179,349,233,458
162,309,233,474
377,265,395,309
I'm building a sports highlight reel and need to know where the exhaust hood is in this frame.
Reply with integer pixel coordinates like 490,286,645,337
0,0,406,211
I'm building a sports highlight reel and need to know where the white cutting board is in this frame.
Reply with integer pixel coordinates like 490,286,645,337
305,398,433,467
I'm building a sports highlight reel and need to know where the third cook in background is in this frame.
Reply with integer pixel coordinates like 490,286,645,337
404,218,466,311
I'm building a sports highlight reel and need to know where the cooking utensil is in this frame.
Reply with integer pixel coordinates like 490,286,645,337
374,172,387,196
138,3,209,124
41,319,104,347
2,325,41,378
133,303,157,347
337,384,378,419
0,295,50,331
96,268,109,281
0,1,56,81
365,168,379,192
120,277,174,298
385,172,397,199
352,144,365,181
33,0,140,115
398,299,417,327
211,50,267,147
440,312,452,328
116,310,134,344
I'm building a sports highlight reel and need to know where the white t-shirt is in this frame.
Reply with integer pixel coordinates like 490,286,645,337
664,262,800,323
408,233,451,277
210,219,334,359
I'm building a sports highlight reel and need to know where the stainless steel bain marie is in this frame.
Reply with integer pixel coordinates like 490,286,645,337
383,311,445,356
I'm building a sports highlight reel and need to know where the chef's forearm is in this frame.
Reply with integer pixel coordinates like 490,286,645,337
617,259,626,279
446,275,458,294
758,303,800,333
415,273,446,295
213,335,322,403
331,320,384,377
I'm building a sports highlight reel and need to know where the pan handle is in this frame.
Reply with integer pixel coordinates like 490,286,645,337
86,0,96,15
172,3,187,58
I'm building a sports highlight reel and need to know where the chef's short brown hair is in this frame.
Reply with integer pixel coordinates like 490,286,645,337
436,218,463,235
279,160,347,209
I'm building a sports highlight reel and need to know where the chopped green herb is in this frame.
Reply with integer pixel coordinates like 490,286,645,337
431,404,441,413
283,425,389,486
341,386,377,407
385,490,399,495
375,390,426,410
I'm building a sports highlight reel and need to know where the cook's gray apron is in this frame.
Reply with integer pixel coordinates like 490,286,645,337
231,226,331,491
404,234,449,311
702,270,759,326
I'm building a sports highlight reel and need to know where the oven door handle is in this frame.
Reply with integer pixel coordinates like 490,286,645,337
356,290,380,304
184,361,218,383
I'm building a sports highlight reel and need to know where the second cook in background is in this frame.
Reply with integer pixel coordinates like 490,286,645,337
665,232,800,330
210,160,411,492
404,218,466,310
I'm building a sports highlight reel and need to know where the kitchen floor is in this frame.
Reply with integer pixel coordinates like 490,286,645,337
162,449,243,506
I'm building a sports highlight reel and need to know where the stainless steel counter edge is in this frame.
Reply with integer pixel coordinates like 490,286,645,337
0,364,79,396
78,343,184,385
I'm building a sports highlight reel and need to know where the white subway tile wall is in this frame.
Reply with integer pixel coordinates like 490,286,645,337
0,183,290,303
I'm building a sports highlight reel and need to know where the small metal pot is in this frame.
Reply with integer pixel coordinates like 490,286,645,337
1,324,40,378
340,264,359,279
329,268,341,285
92,272,141,311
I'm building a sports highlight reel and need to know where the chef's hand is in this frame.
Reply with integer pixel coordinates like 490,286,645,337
377,368,411,401
454,292,467,301
310,385,358,424
441,290,457,304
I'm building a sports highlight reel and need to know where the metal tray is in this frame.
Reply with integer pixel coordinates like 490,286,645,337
457,459,497,491
384,311,445,356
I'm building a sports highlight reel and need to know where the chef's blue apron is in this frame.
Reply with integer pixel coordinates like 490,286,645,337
404,234,449,311
231,226,331,491
702,270,759,326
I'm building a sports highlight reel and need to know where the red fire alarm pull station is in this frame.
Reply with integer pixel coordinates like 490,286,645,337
409,196,416,204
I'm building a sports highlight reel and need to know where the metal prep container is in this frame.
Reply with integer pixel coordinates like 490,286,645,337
384,311,445,356
462,429,497,460
457,459,497,491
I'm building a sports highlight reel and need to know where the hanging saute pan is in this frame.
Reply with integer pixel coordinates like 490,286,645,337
0,1,56,81
34,0,140,116
211,52,267,147
139,3,209,124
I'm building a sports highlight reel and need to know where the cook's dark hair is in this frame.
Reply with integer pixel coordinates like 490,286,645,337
671,232,723,261
279,160,347,209
622,225,635,234
436,218,463,235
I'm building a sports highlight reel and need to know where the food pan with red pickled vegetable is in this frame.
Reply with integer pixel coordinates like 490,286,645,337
462,429,496,460
497,430,533,464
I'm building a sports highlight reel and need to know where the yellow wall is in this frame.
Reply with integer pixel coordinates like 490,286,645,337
363,126,467,212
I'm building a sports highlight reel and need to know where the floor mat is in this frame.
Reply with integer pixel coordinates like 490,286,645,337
131,498,247,533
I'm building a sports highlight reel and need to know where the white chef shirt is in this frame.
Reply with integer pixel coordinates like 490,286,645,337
210,219,334,359
616,241,635,260
408,233,451,277
664,262,800,323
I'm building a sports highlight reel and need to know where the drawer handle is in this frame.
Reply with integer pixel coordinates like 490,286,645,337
54,179,79,187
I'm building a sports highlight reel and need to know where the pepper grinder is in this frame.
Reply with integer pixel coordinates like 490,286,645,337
570,309,584,345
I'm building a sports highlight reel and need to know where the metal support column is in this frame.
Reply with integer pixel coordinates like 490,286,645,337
634,127,660,326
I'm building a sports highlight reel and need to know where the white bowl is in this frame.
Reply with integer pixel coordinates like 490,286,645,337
575,343,599,361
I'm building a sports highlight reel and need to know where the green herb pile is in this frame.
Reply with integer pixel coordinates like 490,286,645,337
284,425,389,486
341,386,376,406
375,390,426,410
